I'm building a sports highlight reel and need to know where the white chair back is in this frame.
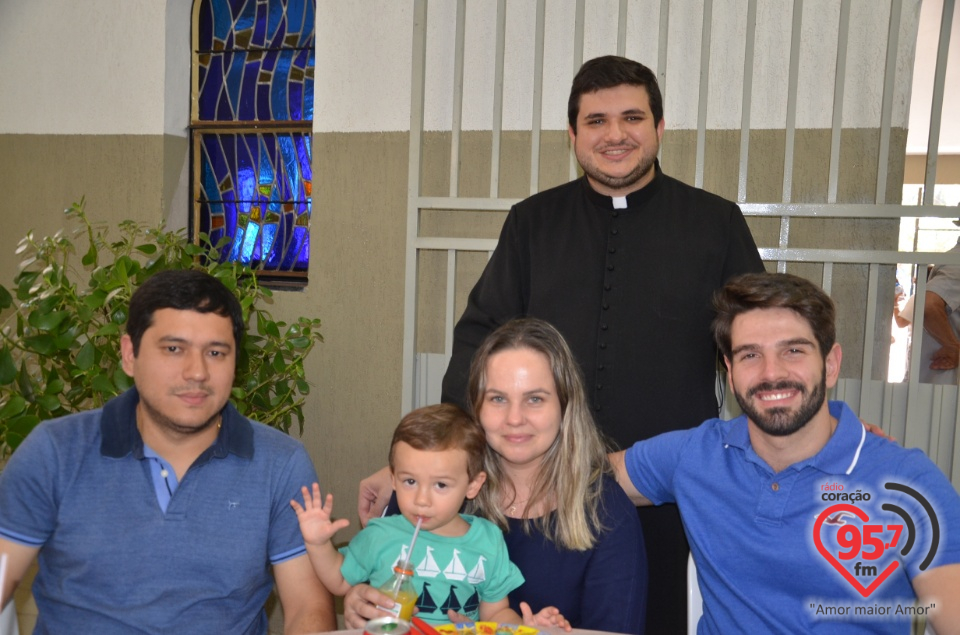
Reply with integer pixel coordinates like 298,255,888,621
0,553,19,635
687,552,702,634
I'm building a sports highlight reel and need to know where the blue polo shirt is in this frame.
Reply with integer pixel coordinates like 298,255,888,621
625,401,960,634
0,388,319,634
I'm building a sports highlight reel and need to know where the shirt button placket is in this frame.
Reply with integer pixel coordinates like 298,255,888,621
596,208,619,411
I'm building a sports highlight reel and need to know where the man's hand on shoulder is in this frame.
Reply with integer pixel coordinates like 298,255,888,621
357,466,392,526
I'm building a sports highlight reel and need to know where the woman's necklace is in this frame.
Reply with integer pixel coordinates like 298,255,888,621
505,498,528,515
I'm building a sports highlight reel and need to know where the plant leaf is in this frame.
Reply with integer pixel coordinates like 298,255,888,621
36,393,62,412
81,241,98,267
76,341,96,371
23,334,57,356
0,395,26,418
0,347,16,384
91,373,116,395
28,310,68,331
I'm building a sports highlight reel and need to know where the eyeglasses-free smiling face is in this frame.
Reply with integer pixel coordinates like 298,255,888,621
569,83,665,197
726,307,840,438
478,347,562,472
390,442,486,537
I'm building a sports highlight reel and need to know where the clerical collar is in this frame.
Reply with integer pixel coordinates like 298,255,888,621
581,160,663,210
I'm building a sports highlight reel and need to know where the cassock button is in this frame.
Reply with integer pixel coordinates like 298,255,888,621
596,384,603,390
607,264,614,271
604,284,612,291
602,303,609,310
600,342,607,349
601,323,608,330
598,364,605,371
612,211,619,218
608,247,616,254
611,228,619,235
595,404,602,411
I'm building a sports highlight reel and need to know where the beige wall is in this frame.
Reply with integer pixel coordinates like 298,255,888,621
0,121,921,523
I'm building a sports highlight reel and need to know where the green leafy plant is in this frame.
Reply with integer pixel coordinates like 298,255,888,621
0,198,322,457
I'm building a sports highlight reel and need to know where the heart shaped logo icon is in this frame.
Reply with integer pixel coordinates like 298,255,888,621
814,503,899,598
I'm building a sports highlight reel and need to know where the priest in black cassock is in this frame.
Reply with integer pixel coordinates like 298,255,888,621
441,55,764,633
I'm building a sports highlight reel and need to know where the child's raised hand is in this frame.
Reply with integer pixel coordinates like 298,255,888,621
519,602,571,631
290,483,350,546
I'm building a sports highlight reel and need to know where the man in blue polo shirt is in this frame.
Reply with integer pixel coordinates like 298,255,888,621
0,270,335,634
612,272,960,633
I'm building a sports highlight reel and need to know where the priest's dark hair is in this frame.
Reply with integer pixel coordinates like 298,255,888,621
568,55,664,131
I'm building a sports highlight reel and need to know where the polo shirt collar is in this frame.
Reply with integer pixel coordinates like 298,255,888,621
721,400,865,475
99,387,254,460
581,159,663,210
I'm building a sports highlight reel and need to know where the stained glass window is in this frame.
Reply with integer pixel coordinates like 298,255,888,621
192,0,315,283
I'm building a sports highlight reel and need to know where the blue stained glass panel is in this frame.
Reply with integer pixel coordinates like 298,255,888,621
195,0,314,277
198,132,311,273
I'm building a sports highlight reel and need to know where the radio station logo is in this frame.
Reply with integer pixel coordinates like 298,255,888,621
813,482,939,598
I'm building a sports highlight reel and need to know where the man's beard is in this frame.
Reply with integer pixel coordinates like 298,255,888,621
733,373,826,437
576,144,658,192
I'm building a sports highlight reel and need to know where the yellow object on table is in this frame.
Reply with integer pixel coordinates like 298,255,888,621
435,623,538,635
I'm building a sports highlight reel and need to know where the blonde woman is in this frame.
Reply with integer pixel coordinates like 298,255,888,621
350,319,646,632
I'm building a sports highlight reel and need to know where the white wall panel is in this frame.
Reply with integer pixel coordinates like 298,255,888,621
0,0,166,134
623,0,663,69
314,0,414,132
907,0,960,153
795,1,841,129
706,0,750,130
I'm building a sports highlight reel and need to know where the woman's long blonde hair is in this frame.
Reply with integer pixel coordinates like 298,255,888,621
466,318,612,551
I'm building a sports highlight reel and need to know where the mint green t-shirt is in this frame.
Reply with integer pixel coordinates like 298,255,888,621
340,514,524,623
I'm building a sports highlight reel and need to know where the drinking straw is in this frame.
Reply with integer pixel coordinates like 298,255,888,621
392,516,423,595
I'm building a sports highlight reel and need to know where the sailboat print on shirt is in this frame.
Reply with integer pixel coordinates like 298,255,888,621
418,581,439,615
416,546,441,578
442,549,467,580
440,587,462,615
462,589,480,615
466,555,486,584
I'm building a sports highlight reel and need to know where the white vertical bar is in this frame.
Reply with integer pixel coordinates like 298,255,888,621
490,0,507,198
929,386,944,465
617,0,628,56
859,263,879,411
445,249,456,354
737,0,758,204
449,0,466,197
530,0,546,196
922,0,955,205
827,0,850,204
875,0,901,203
905,273,929,441
782,0,803,204
953,383,960,483
657,0,670,126
401,0,429,415
821,262,834,294
777,216,790,273
695,0,713,189
777,0,803,275
570,0,586,182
